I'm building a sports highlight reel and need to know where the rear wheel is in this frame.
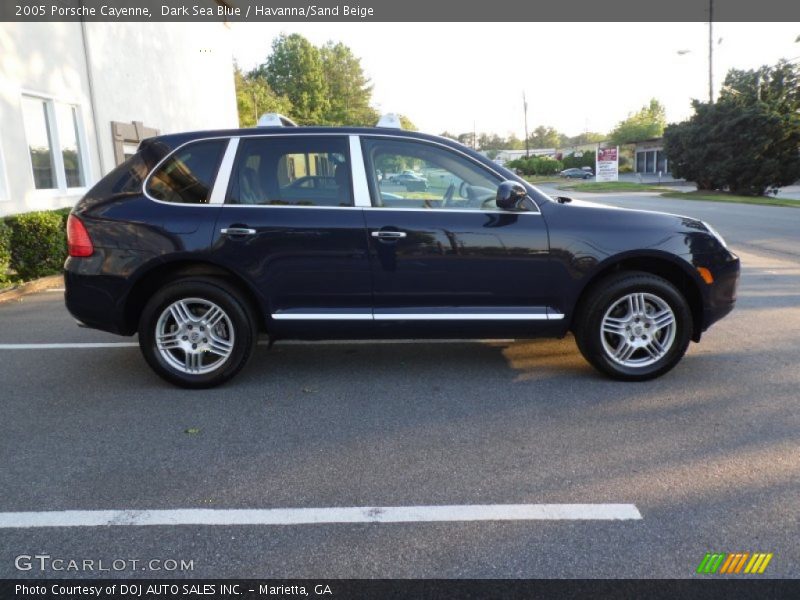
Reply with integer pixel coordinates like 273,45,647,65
574,272,692,380
138,278,257,388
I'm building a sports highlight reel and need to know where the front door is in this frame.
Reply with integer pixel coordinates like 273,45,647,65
361,137,553,323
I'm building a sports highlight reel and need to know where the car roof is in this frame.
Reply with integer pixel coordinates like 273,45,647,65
146,126,461,152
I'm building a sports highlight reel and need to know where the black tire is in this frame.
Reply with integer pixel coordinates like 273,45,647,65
138,277,257,388
574,271,692,381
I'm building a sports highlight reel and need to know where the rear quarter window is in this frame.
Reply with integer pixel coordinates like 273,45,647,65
146,139,227,204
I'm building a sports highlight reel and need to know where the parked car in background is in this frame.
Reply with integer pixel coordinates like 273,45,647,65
561,168,593,179
389,171,428,191
64,114,739,387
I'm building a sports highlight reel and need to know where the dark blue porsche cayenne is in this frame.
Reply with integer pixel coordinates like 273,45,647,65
64,115,739,387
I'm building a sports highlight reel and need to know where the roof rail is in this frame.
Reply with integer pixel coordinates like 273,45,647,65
256,113,298,127
376,113,402,129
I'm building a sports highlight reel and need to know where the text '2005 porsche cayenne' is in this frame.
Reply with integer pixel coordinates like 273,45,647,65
64,114,739,387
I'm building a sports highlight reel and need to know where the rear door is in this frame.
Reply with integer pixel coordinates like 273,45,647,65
211,134,372,322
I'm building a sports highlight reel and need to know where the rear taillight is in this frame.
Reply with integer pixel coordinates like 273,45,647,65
67,214,94,257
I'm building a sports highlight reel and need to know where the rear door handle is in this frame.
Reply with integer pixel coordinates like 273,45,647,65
220,227,257,236
371,231,407,239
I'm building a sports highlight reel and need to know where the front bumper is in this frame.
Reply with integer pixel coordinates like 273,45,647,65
701,252,740,332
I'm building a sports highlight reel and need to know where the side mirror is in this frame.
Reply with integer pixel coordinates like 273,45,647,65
496,180,528,210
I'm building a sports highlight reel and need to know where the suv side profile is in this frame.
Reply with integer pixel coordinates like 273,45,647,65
64,115,739,388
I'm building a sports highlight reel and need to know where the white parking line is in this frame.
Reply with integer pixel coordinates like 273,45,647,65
0,504,641,528
0,339,515,350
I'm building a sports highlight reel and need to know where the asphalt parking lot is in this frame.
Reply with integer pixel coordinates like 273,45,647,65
0,193,798,578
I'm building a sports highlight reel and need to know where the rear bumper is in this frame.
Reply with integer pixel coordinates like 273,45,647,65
64,255,132,336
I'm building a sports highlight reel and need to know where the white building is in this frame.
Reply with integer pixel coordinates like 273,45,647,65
493,148,557,165
0,23,238,217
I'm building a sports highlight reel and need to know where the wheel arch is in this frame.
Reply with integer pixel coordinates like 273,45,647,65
570,252,706,342
122,260,267,335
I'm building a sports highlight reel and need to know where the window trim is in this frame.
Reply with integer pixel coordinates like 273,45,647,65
141,132,540,215
360,134,541,215
142,137,229,206
225,134,356,208
20,92,92,196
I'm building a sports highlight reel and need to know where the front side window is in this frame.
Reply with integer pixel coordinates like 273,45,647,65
227,136,352,206
146,140,226,204
21,96,88,191
363,138,502,211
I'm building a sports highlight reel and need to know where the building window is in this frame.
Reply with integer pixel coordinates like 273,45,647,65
21,96,57,189
55,104,86,188
21,94,89,192
0,135,8,202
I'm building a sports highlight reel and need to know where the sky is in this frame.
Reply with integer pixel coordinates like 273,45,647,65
230,22,800,138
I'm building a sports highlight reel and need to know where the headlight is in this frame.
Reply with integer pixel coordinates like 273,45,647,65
702,221,729,250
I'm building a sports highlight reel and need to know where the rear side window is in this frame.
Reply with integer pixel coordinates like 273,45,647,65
227,136,351,206
146,140,226,204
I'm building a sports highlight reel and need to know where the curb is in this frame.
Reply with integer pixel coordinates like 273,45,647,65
0,274,64,304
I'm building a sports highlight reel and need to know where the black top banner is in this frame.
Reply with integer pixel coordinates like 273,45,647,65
2,0,800,22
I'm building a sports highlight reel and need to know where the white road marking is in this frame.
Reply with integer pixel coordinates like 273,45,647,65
0,339,516,350
45,288,66,292
0,504,642,528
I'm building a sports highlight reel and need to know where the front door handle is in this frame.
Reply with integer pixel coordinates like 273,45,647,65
371,231,407,239
221,227,257,236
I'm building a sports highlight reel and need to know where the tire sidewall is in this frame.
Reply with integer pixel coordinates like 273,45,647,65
138,279,255,388
578,274,692,381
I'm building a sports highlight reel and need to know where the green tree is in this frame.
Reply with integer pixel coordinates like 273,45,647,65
664,99,800,195
564,131,606,146
505,134,525,150
254,33,329,124
319,41,378,126
234,64,293,127
609,98,666,146
719,60,800,114
457,132,476,148
398,114,417,131
526,126,565,149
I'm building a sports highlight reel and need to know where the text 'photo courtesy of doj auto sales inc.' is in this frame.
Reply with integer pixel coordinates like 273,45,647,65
12,583,335,597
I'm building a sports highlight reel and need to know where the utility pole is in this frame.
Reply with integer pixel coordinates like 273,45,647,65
523,91,530,158
708,0,714,103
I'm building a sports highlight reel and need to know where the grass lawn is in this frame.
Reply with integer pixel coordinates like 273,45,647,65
660,190,800,208
522,175,561,184
558,181,672,193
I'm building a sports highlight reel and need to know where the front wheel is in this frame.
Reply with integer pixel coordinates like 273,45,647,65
574,272,692,380
138,278,257,388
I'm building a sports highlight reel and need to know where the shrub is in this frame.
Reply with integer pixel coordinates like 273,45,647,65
507,157,563,176
8,210,67,280
0,220,11,284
